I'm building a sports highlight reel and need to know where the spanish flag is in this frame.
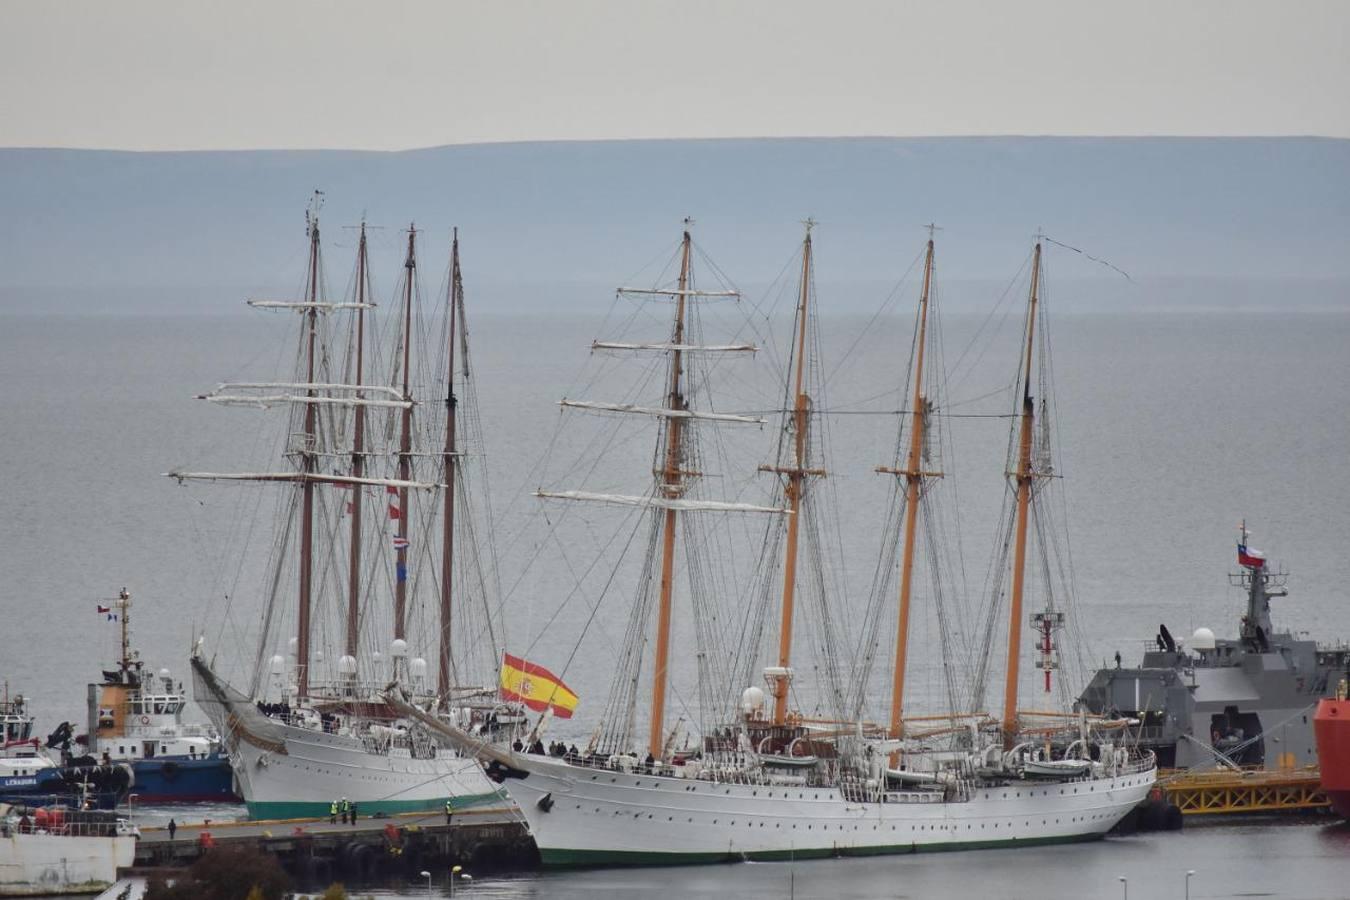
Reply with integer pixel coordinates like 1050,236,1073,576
500,653,579,719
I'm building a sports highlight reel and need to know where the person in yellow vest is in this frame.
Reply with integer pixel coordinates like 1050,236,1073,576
445,799,454,826
329,800,338,824
340,797,350,825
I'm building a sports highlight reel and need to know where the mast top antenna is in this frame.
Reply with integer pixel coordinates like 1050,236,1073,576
801,217,817,236
924,222,942,239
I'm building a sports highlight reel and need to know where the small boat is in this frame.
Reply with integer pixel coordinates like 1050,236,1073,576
0,804,137,896
77,589,236,804
1,693,129,811
1021,758,1093,778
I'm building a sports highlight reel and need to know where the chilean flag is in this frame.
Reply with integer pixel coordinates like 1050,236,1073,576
1238,544,1266,568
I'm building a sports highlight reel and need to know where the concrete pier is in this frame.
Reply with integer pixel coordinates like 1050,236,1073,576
128,806,535,879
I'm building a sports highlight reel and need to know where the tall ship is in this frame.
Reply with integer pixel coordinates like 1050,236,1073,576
1079,529,1350,770
76,589,235,803
180,198,516,819
398,223,1156,866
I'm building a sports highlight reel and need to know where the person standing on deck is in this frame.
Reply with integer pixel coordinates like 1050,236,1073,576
330,800,338,824
445,799,454,826
167,818,177,841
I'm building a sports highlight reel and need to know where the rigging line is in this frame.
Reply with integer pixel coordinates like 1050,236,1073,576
823,243,926,390
1041,235,1134,282
946,252,1031,397
522,501,651,678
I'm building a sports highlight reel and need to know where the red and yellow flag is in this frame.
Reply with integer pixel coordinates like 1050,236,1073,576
500,653,579,719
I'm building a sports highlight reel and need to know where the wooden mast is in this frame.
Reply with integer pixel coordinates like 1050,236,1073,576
296,202,321,698
438,228,462,704
345,223,369,670
769,221,815,726
394,225,417,660
648,223,693,759
885,234,936,740
1001,240,1042,744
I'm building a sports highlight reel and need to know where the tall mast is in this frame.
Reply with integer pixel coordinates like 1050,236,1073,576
1002,240,1042,744
345,223,369,670
885,233,937,739
647,223,693,759
769,221,817,726
117,587,132,675
438,228,462,703
394,225,417,659
296,201,322,698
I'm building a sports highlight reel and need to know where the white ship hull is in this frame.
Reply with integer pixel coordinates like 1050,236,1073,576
228,721,500,819
0,832,135,897
499,754,1157,866
192,658,500,819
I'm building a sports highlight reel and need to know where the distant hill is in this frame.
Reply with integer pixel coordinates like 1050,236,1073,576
1,137,1347,313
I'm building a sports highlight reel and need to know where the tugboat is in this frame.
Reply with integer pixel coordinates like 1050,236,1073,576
77,589,236,803
1080,525,1350,770
1,691,131,811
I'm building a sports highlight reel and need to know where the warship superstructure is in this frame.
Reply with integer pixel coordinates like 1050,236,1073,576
1080,529,1350,770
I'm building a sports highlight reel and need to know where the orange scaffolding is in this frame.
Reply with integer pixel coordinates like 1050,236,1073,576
1161,766,1329,815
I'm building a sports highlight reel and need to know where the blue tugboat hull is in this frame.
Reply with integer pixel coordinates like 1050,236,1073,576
130,753,238,803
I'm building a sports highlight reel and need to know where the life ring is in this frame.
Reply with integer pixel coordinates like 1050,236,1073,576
139,716,150,725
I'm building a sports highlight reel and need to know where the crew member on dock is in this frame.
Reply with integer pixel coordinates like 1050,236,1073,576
330,800,338,824
445,799,454,826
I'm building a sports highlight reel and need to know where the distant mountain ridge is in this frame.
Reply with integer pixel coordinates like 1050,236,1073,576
1,137,1347,313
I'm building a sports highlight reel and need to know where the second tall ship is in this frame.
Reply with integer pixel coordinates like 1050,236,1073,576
180,199,517,818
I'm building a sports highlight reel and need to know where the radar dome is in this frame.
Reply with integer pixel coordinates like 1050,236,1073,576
159,668,171,680
1191,627,1216,651
269,655,286,675
338,655,357,675
410,657,428,679
287,637,299,654
740,686,766,716
391,639,409,658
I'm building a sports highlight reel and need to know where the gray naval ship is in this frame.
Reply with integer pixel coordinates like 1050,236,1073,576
1079,528,1350,770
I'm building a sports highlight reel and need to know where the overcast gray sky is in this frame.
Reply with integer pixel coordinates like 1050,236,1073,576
2,0,1347,150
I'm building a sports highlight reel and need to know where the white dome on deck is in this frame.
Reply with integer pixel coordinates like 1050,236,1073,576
1191,627,1216,650
741,686,766,716
391,639,409,658
338,655,357,675
410,658,428,679
269,655,286,675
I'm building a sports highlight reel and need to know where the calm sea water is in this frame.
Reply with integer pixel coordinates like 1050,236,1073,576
4,308,1350,898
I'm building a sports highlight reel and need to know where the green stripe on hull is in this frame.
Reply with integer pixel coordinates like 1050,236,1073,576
246,789,502,821
540,830,1105,868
